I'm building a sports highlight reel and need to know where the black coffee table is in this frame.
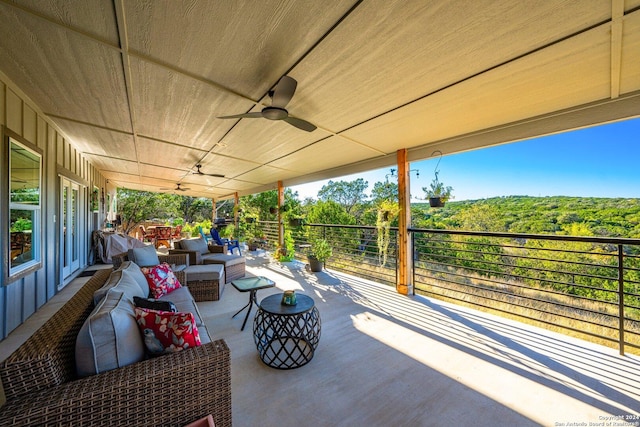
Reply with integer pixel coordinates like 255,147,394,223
253,293,321,369
231,276,275,331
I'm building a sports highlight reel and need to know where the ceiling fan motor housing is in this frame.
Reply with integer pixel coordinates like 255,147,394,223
262,106,288,120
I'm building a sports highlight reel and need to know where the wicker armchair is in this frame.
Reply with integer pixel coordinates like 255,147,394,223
170,241,227,266
0,269,232,426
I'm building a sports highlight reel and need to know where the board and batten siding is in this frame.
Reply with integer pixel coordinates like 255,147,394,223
0,72,108,340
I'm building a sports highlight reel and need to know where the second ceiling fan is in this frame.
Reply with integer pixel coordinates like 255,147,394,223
218,76,317,132
192,164,224,178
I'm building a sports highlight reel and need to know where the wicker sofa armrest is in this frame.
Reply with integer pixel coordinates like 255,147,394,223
208,244,227,254
0,340,232,427
158,253,190,267
112,251,127,269
169,248,203,265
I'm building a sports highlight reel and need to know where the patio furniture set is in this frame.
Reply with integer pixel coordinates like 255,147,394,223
0,236,320,426
0,265,231,426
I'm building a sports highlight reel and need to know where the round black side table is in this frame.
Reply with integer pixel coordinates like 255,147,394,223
253,293,321,369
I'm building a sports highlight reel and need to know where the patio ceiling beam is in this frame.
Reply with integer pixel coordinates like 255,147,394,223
610,0,625,99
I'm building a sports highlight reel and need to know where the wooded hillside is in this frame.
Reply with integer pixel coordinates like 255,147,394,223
413,196,640,238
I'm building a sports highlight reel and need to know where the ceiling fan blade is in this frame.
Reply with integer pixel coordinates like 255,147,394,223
193,164,225,178
284,116,316,132
271,76,297,109
218,112,264,119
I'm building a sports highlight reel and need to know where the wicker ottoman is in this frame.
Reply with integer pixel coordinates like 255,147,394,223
184,264,225,301
203,254,246,282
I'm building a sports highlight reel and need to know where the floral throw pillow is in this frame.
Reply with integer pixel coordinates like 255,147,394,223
140,263,182,298
135,307,201,355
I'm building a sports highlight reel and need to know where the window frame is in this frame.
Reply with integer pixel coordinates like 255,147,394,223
4,129,43,283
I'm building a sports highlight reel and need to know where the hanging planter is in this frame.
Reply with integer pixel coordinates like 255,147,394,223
269,207,278,215
429,197,445,208
422,150,453,208
288,217,304,227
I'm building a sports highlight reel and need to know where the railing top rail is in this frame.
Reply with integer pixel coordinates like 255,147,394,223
258,220,640,245
408,227,640,245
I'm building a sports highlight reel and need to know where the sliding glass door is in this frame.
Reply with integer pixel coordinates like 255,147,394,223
61,177,80,280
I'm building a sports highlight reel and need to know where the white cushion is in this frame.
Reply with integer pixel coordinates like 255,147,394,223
75,289,145,377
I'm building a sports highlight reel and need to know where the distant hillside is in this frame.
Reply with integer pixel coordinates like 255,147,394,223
412,196,640,238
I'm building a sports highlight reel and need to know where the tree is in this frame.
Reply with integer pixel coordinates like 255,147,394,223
306,200,354,226
456,204,506,232
179,197,212,223
318,179,368,216
371,180,398,205
116,189,180,234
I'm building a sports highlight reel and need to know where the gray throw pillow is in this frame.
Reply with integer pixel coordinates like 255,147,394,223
180,237,209,255
127,245,160,267
76,289,145,377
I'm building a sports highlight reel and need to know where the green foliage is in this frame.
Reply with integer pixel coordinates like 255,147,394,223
422,171,453,202
308,238,333,262
376,200,399,267
371,180,398,205
10,218,32,232
318,178,368,219
179,197,213,223
276,229,296,262
416,196,640,238
117,189,181,234
457,203,506,232
306,200,355,226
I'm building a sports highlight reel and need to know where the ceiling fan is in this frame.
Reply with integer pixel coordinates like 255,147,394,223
160,183,190,192
218,75,317,132
192,164,224,178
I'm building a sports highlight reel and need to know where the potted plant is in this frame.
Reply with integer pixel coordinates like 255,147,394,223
307,238,333,272
423,171,453,207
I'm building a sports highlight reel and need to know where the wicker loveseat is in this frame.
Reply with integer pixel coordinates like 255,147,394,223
0,268,232,426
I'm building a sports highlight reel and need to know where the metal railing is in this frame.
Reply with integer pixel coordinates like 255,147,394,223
253,221,640,355
411,228,640,355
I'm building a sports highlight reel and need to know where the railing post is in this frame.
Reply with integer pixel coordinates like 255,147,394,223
618,244,625,356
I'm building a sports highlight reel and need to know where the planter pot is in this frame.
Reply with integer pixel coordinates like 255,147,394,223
308,256,324,272
269,207,278,215
429,197,445,208
248,243,258,251
246,217,255,223
289,218,304,227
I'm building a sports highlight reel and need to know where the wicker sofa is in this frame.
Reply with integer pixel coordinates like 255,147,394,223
0,267,232,426
112,249,226,302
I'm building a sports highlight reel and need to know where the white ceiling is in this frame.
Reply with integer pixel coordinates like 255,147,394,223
1,0,639,199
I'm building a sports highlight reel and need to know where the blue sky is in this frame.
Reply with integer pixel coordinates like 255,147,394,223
290,117,640,202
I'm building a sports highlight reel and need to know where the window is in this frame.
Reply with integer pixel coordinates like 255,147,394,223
9,136,41,275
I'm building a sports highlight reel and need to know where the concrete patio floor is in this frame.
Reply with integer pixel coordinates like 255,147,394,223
202,251,640,427
2,250,639,426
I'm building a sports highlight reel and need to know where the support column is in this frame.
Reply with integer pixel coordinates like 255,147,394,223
277,181,284,251
233,192,239,227
396,149,413,295
211,198,216,222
